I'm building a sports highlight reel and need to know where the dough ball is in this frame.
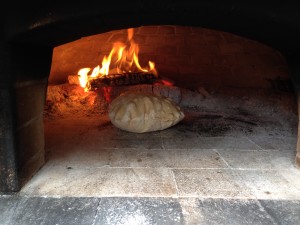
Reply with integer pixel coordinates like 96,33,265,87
109,92,185,133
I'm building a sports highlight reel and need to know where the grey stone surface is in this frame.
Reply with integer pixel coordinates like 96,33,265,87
99,138,164,149
46,147,112,168
196,198,276,225
20,166,177,197
179,198,204,224
248,136,297,151
20,109,300,200
0,195,19,225
109,148,228,169
7,196,99,225
279,167,300,188
217,149,296,169
80,127,164,149
162,136,261,150
173,169,252,198
235,170,300,200
94,197,183,225
1,195,300,225
45,117,164,151
260,200,300,225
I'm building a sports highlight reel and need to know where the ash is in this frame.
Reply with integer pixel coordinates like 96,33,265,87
44,83,298,137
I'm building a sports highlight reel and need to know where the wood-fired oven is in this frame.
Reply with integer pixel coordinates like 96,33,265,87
1,1,300,192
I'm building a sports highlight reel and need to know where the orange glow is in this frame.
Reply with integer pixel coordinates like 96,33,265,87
103,87,113,103
159,79,174,86
78,28,157,91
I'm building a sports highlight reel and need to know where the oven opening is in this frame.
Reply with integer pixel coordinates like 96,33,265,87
17,25,298,198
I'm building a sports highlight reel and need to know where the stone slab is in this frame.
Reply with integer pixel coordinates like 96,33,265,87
173,169,252,198
0,195,19,225
109,148,228,169
7,196,99,225
196,198,276,225
235,170,300,200
217,149,296,169
259,199,300,225
162,136,261,150
1,195,300,225
248,136,297,151
94,197,183,225
20,166,177,197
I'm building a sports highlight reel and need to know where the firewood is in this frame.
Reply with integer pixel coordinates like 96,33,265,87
89,73,157,90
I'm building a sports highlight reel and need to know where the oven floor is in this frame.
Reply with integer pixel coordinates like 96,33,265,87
2,107,300,224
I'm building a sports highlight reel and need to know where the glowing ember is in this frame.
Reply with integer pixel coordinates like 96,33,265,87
78,28,157,91
159,79,174,86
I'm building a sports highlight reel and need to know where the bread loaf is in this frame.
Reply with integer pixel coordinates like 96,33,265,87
109,92,185,133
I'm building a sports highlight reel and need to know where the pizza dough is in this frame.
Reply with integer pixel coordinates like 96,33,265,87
108,92,185,133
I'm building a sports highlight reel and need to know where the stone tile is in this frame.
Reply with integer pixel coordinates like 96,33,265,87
20,166,177,197
10,197,99,225
178,198,204,224
248,136,297,150
159,124,200,139
116,128,162,139
0,195,19,225
115,138,163,149
46,146,227,170
44,117,102,137
180,197,293,224
196,198,275,225
45,117,117,150
46,147,112,168
247,125,297,138
44,119,97,154
46,121,164,150
279,167,300,190
72,117,162,141
217,149,295,169
173,169,252,198
78,123,163,149
94,197,183,225
235,170,300,200
109,149,228,169
45,133,81,154
84,137,164,150
259,199,300,225
162,136,260,150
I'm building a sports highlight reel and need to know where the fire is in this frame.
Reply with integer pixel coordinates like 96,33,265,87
78,28,157,91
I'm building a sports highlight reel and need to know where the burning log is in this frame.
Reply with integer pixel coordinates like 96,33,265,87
89,73,157,90
73,29,157,91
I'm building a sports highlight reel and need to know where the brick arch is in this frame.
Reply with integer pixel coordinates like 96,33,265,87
48,25,290,91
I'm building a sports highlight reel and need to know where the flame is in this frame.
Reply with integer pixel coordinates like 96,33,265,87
78,28,157,91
